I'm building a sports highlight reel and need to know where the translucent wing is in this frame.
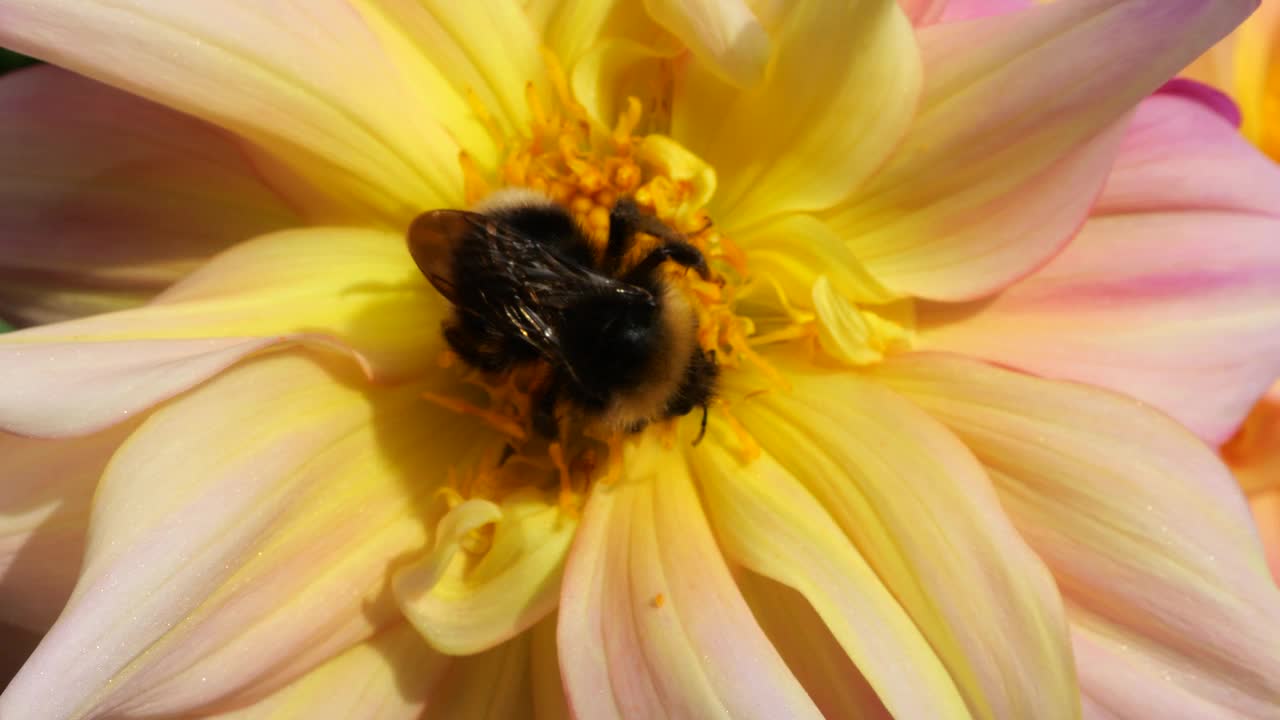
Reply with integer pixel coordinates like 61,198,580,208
407,209,652,367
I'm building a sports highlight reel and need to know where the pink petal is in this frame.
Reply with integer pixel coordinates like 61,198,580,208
729,356,1077,717
557,438,821,720
899,0,950,25
0,424,135,632
918,90,1280,445
0,0,479,224
876,353,1280,717
825,0,1256,301
0,227,444,438
938,0,1030,22
0,351,487,719
0,66,298,326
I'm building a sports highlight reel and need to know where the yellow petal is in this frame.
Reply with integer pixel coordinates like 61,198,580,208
691,428,969,719
0,1,477,224
671,0,921,228
430,634,535,720
0,351,491,719
644,0,770,87
394,489,576,656
727,353,1078,719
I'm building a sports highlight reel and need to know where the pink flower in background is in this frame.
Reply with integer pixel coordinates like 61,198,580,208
1183,0,1280,587
0,1,1278,718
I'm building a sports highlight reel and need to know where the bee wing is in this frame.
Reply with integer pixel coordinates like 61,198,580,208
408,207,653,371
406,209,477,301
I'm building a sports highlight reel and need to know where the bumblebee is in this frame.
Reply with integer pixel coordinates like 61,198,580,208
408,189,718,442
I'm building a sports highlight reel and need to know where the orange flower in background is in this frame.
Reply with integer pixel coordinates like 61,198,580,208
0,1,1278,718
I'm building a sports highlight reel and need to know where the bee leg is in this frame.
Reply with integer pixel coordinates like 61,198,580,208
531,373,562,440
692,404,710,446
623,241,711,284
606,197,686,270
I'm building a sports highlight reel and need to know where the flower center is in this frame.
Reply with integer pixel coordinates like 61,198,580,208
423,60,772,512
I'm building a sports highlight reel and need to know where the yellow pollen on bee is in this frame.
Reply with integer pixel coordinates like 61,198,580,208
429,55,803,506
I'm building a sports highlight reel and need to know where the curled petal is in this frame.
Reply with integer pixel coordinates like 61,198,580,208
557,437,821,720
0,0,478,223
728,355,1077,718
0,424,134,631
919,91,1280,444
672,0,921,228
0,227,444,438
644,0,769,87
827,0,1255,300
0,352,491,720
394,490,575,655
0,66,298,325
875,353,1280,717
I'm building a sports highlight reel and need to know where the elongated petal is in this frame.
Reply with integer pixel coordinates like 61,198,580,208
728,354,1076,718
875,353,1280,717
827,0,1255,301
557,437,821,720
0,352,490,720
644,0,769,87
671,0,920,228
0,227,443,438
394,488,574,655
0,0,476,223
919,91,1280,444
353,0,548,140
0,424,134,631
691,430,968,719
0,66,298,325
209,624,448,720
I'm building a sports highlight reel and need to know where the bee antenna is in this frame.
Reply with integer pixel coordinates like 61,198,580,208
692,403,710,446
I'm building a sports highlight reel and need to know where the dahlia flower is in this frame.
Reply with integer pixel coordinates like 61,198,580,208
1183,0,1280,586
1,1,1278,718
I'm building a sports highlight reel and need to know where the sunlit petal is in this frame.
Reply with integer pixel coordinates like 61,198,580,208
394,489,575,656
0,0,475,223
918,90,1280,445
558,438,821,720
828,0,1254,300
876,353,1280,717
0,352,489,719
672,0,920,228
728,355,1076,718
0,227,443,438
644,0,769,87
691,430,968,718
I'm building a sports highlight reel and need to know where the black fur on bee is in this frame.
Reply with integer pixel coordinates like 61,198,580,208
408,191,719,444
